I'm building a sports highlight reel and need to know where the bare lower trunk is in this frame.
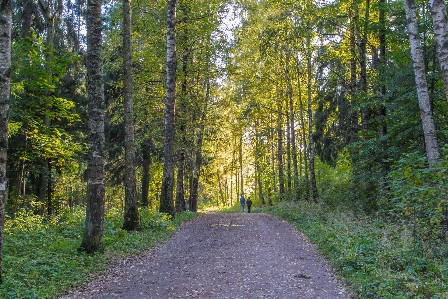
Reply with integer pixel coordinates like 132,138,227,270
141,139,152,208
0,0,12,282
405,0,440,165
175,150,186,213
80,0,105,253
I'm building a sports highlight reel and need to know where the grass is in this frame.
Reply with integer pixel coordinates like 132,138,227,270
258,201,448,299
0,208,198,299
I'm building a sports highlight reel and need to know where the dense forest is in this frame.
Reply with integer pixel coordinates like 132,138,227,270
1,0,448,297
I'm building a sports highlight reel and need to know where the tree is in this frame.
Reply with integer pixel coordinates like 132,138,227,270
160,0,177,216
122,0,140,231
430,0,448,103
404,0,440,165
80,0,105,253
0,0,12,282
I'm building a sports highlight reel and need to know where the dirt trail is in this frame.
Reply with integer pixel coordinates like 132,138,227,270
61,213,349,299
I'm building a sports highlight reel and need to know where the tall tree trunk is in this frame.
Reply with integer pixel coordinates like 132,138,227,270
0,0,12,282
80,0,105,253
405,0,440,165
175,1,189,214
295,56,308,200
286,100,292,192
286,51,299,200
141,139,152,208
379,0,389,174
276,91,285,198
122,0,139,231
306,33,318,203
160,0,177,216
430,0,448,103
189,115,205,213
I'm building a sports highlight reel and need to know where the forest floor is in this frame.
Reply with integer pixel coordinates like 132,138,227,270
60,213,350,299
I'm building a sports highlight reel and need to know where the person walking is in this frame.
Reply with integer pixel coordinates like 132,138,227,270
246,197,252,213
240,194,246,212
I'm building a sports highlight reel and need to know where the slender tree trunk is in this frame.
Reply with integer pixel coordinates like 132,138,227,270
286,100,292,192
306,33,318,203
270,110,277,193
405,0,440,165
276,92,285,198
141,139,152,208
122,0,139,231
295,57,308,200
0,0,12,282
175,149,186,213
189,116,205,213
80,0,105,253
239,135,244,195
430,0,448,103
379,0,389,174
286,51,299,200
175,2,189,214
160,0,177,216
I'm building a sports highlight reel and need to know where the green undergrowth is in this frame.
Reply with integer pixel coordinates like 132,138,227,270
0,208,198,299
260,201,448,299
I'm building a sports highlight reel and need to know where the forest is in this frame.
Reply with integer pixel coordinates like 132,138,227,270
0,0,448,298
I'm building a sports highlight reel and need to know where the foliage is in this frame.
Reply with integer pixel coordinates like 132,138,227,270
384,151,448,245
261,201,448,299
0,208,198,298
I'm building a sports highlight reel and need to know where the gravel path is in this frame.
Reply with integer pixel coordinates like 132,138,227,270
61,213,349,299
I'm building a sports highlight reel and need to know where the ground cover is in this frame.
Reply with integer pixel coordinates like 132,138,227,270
259,201,448,299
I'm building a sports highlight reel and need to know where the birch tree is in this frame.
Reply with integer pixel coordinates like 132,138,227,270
0,0,12,282
430,0,448,102
160,0,177,216
404,0,440,165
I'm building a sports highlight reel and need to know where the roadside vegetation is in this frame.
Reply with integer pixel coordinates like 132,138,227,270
0,209,197,298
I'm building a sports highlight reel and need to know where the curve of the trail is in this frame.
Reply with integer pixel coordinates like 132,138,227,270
62,213,349,299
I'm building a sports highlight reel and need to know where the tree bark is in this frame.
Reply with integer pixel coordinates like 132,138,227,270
430,0,448,103
80,0,105,253
306,33,318,203
122,0,140,231
141,139,152,208
286,51,299,200
276,91,285,198
160,0,177,216
0,0,12,282
405,0,440,165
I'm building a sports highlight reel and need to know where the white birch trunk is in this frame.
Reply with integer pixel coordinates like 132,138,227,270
160,0,176,216
0,0,12,282
430,0,448,103
405,0,440,165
